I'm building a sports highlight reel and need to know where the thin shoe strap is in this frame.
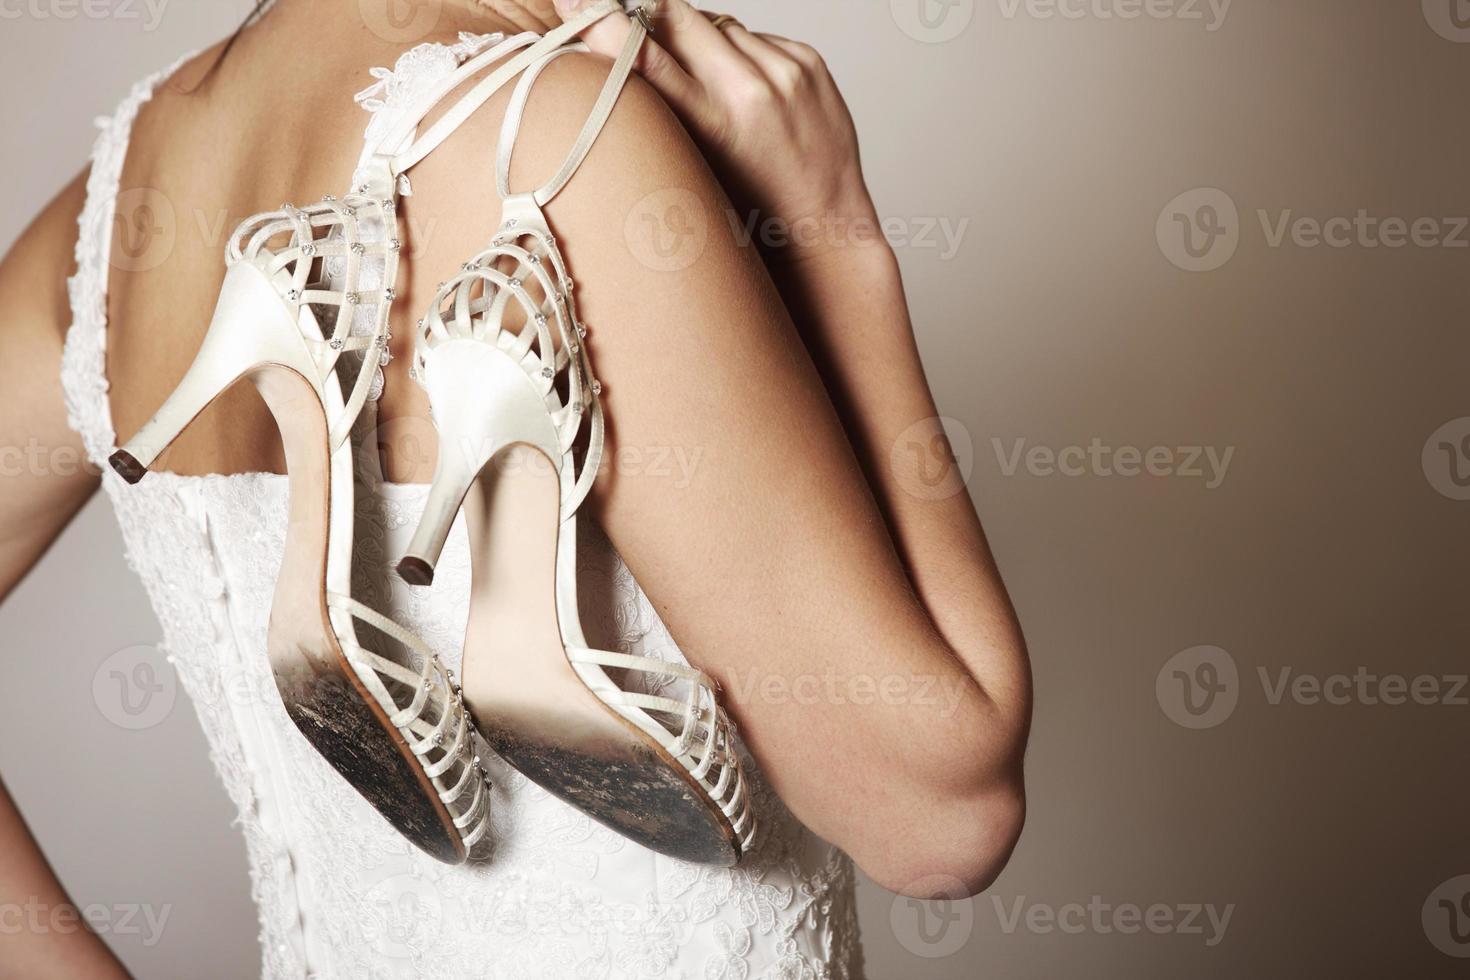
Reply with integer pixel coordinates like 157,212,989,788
386,0,628,178
495,45,584,200
497,5,651,206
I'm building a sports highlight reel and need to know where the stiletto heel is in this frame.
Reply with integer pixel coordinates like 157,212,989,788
401,9,757,866
110,264,316,483
399,338,562,586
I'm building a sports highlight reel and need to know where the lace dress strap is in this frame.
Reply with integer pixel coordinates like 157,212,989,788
61,53,195,471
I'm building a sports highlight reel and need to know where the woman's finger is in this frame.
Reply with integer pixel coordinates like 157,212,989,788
649,0,751,81
756,34,827,72
552,0,634,60
721,26,807,92
552,0,703,121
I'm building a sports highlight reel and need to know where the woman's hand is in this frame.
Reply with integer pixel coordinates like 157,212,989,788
555,0,881,259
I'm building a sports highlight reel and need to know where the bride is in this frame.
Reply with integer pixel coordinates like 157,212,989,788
0,1,1031,976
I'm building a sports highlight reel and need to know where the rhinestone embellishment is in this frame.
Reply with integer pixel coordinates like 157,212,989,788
388,238,402,252
351,242,366,255
346,292,360,305
329,338,344,350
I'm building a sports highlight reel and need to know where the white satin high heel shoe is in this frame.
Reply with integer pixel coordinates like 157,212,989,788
110,186,490,863
105,7,644,862
397,10,757,866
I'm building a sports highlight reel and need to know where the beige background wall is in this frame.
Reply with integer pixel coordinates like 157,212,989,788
2,1,1467,977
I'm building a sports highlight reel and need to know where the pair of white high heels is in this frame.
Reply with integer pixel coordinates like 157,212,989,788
110,0,754,867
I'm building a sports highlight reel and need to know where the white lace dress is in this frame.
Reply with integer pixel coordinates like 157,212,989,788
60,37,863,980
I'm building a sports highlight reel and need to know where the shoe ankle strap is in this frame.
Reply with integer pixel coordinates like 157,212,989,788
364,0,651,190
496,2,652,207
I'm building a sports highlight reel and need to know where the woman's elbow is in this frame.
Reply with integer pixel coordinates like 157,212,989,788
856,774,1027,900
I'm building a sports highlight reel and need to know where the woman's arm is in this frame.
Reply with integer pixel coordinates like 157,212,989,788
0,172,129,979
0,172,102,605
525,0,1032,897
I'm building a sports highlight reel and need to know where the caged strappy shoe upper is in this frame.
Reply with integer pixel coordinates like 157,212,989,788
395,3,757,866
105,7,648,864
